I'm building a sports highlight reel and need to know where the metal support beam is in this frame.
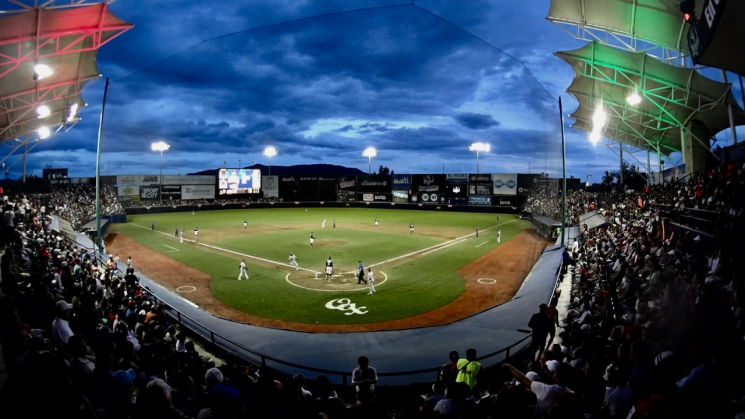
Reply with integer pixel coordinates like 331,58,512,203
721,70,738,144
619,142,624,184
22,142,27,182
646,149,651,186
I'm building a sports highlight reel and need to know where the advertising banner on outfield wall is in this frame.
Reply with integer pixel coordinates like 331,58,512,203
446,173,469,184
356,175,391,193
392,190,409,203
117,185,138,197
493,195,518,207
410,174,445,203
358,193,391,202
278,177,298,201
414,192,444,204
337,176,356,201
161,175,215,185
181,185,215,200
469,182,492,196
117,175,137,187
392,174,411,190
445,180,468,205
492,173,518,195
160,185,182,200
468,174,491,183
261,176,279,197
139,185,160,201
516,174,540,196
468,195,492,206
318,177,336,201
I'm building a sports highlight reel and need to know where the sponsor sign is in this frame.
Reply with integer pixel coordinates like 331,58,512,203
182,184,215,200
411,174,445,197
392,190,409,203
160,185,182,200
50,178,70,185
337,176,356,190
139,185,160,200
69,177,90,184
469,183,492,195
446,173,469,184
392,174,411,190
447,197,467,205
468,195,492,206
356,175,391,193
117,175,137,187
416,192,441,203
688,0,724,63
493,196,518,207
492,173,518,196
117,186,138,197
469,174,491,183
43,168,68,180
161,175,215,185
362,193,374,202
262,176,279,197
139,175,159,185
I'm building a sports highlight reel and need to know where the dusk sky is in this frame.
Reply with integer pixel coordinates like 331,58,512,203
13,0,745,181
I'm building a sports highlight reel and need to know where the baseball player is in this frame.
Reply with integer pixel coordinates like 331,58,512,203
151,221,155,231
497,229,501,243
243,219,247,229
367,268,376,295
238,259,249,280
409,223,414,234
333,219,336,229
114,254,120,263
374,217,379,227
194,227,199,241
309,232,315,247
322,218,326,228
357,261,367,284
325,256,333,280
179,230,183,243
127,255,132,268
288,253,299,270
174,227,178,237
476,225,479,238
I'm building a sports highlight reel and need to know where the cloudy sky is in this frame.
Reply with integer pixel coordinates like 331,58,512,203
12,0,744,180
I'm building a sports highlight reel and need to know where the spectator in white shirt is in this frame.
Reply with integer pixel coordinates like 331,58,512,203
51,300,74,358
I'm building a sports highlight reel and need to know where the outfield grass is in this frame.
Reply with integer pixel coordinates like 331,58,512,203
116,208,529,324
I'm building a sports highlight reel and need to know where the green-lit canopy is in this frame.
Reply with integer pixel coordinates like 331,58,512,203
555,41,744,154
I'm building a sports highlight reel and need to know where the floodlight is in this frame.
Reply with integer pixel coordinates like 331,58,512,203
362,147,377,174
469,142,490,174
626,92,642,106
38,126,51,139
67,103,79,122
151,141,170,152
36,105,51,118
592,104,606,127
589,130,601,145
263,146,278,158
33,63,53,80
151,142,170,203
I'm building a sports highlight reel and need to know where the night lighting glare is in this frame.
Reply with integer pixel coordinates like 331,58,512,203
626,92,642,106
38,127,51,139
67,103,79,122
589,131,601,145
36,105,51,118
592,105,606,127
34,64,53,80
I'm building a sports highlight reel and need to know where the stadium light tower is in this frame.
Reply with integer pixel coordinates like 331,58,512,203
362,147,377,174
469,142,490,174
151,141,170,203
264,146,277,175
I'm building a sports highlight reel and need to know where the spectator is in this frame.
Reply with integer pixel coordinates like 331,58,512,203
455,348,482,395
352,355,377,405
51,299,74,358
528,303,551,363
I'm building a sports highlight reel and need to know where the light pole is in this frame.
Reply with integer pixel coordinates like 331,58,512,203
362,147,377,175
468,142,490,174
263,146,277,175
151,141,170,203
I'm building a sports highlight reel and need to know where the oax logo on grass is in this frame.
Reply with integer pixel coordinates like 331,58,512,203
325,298,367,315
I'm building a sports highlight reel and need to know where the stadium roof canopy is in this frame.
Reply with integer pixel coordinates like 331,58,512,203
688,0,745,75
0,2,132,143
555,41,745,155
547,0,696,65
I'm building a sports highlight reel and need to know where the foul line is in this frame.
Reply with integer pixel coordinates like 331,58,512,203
475,240,490,248
422,239,466,255
162,244,179,252
130,223,321,274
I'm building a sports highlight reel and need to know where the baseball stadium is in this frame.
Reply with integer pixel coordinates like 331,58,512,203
1,1,744,418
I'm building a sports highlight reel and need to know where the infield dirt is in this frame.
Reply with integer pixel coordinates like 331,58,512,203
107,230,549,333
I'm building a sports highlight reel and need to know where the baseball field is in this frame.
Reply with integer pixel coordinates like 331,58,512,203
108,207,546,331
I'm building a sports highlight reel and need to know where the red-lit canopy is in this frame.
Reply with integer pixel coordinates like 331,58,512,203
0,2,132,142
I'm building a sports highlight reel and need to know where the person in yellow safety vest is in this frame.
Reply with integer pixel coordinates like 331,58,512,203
455,348,482,395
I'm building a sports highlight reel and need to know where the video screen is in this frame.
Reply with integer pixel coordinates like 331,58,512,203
218,168,261,194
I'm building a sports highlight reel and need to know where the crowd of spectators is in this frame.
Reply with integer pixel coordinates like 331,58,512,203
119,197,283,209
41,185,124,230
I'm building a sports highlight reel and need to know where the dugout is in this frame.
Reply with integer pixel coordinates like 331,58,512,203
531,213,561,241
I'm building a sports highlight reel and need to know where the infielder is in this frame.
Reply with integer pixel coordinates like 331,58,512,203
322,218,326,228
243,219,247,229
179,230,183,243
409,223,414,234
497,229,501,243
325,257,333,280
194,227,199,241
238,259,249,280
367,268,376,295
151,221,155,231
476,226,479,238
333,219,336,229
309,232,315,247
374,217,379,227
288,253,299,270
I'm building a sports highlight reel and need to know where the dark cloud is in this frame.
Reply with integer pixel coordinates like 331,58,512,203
453,112,499,130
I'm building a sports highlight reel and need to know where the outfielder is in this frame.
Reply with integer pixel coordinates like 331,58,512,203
409,223,414,234
194,227,199,241
243,219,247,229
476,225,479,238
367,268,376,295
497,229,501,243
333,219,336,229
325,256,333,280
179,230,183,243
322,218,326,228
288,253,299,270
238,259,249,280
309,232,315,247
374,217,379,227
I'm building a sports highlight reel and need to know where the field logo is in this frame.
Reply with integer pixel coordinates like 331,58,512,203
452,186,461,194
423,174,435,185
325,298,367,315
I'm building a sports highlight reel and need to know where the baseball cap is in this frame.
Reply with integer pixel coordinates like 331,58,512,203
526,371,541,382
545,360,560,372
55,300,73,314
205,367,224,387
111,368,136,388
